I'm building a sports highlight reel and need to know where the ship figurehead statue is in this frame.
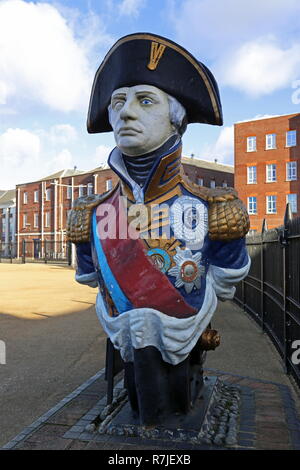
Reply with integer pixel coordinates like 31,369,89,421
67,33,251,427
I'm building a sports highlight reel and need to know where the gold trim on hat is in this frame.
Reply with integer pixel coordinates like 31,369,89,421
147,41,166,70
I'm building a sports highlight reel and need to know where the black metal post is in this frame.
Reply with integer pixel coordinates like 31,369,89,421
261,219,267,331
282,204,292,374
22,239,26,264
67,241,72,266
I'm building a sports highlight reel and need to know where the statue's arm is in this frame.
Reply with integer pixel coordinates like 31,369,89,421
75,242,98,288
206,237,251,301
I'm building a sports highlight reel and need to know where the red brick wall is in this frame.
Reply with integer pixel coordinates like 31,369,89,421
235,113,300,231
182,164,234,188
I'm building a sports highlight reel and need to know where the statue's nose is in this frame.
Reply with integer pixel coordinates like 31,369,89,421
119,100,138,120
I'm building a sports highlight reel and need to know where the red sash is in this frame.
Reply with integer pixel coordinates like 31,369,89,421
95,187,197,319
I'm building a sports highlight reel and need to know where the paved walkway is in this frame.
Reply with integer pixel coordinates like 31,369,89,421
2,300,300,451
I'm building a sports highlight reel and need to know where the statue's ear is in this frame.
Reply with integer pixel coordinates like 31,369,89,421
107,104,112,127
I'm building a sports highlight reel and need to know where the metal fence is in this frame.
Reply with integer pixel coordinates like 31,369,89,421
0,240,72,265
235,205,300,388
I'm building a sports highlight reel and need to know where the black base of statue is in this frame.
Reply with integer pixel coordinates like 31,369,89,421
123,345,206,426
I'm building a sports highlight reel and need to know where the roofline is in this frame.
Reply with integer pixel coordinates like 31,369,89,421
235,112,300,125
182,156,234,172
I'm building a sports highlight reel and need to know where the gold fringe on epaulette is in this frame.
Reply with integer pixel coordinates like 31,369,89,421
208,197,250,241
66,186,118,243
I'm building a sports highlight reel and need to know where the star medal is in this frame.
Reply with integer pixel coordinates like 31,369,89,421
168,247,205,294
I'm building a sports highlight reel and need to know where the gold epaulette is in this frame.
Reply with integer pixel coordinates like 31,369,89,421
207,187,250,241
66,186,118,243
181,174,250,241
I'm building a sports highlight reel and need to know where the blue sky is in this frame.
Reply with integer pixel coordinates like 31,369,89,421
1,0,300,189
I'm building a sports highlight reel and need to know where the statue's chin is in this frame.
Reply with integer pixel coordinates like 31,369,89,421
117,134,175,157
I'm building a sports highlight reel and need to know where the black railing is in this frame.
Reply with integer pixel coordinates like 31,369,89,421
0,240,72,265
235,205,300,388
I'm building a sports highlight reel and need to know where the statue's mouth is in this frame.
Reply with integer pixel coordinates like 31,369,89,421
118,126,142,135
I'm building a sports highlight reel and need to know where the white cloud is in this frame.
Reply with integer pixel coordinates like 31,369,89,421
118,0,145,17
45,149,74,174
93,145,112,167
0,126,78,189
48,124,78,145
171,0,300,58
0,0,112,113
219,38,300,97
0,128,40,168
170,0,300,97
0,128,42,188
201,126,234,165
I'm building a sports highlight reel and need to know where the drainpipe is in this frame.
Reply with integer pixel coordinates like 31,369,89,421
17,187,20,258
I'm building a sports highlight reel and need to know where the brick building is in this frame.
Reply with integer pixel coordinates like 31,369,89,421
15,156,234,258
0,189,16,256
182,157,234,188
234,113,300,232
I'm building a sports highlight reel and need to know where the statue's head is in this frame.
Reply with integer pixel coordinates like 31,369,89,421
107,84,187,156
87,33,223,145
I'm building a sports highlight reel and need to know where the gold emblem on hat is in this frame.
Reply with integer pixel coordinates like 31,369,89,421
147,41,166,71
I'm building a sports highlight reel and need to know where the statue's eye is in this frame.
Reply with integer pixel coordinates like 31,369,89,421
112,100,124,110
140,98,152,105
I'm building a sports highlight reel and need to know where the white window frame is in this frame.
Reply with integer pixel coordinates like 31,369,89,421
286,161,297,181
79,185,84,197
247,196,257,215
266,133,276,150
286,194,297,213
106,179,112,191
34,213,39,228
247,136,256,152
45,188,51,201
286,130,297,147
45,212,50,227
34,190,39,203
197,178,204,186
210,180,216,188
222,181,228,188
266,164,277,182
23,214,28,228
67,185,72,199
23,192,28,204
87,183,93,195
266,195,277,214
247,166,257,184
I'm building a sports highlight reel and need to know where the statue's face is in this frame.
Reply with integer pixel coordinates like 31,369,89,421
109,84,174,156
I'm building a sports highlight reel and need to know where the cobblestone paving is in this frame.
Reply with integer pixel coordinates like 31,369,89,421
2,368,300,451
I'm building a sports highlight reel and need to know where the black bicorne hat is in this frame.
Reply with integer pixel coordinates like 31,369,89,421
87,32,223,133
